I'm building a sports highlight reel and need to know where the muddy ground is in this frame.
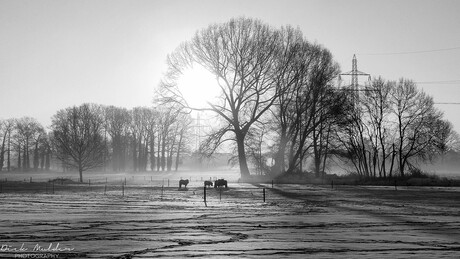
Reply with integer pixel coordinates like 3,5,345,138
0,171,459,258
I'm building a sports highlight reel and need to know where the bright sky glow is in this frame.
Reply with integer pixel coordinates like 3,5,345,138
176,66,220,109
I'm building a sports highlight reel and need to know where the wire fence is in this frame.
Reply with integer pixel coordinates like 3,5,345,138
0,175,329,207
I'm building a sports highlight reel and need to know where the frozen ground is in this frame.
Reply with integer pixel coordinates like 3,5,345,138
0,171,459,258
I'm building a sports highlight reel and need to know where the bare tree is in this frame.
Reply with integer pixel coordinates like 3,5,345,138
0,119,15,171
160,17,283,179
51,104,106,182
392,79,451,177
337,77,453,178
14,117,44,171
104,106,131,172
271,31,341,176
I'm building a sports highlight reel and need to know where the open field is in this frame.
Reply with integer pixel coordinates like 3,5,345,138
0,170,459,258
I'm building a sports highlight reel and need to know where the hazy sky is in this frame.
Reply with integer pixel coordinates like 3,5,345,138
1,0,460,131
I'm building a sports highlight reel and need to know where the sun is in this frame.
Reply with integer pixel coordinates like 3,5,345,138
176,66,220,109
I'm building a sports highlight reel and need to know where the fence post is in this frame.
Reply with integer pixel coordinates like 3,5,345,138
124,177,126,186
122,184,124,197
161,185,164,198
331,180,334,189
203,185,207,207
46,183,48,194
104,185,107,195
263,188,266,202
271,180,274,189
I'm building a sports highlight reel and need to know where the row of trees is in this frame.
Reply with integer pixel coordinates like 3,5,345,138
0,117,50,172
2,17,455,181
337,78,452,178
0,103,193,182
159,17,455,180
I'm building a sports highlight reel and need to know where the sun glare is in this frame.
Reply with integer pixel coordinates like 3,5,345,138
177,66,219,109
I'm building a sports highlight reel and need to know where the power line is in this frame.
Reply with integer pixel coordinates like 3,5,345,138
416,80,460,85
434,102,460,105
357,46,460,56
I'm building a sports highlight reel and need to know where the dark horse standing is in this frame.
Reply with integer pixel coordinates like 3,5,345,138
214,179,228,188
179,179,189,188
204,180,213,187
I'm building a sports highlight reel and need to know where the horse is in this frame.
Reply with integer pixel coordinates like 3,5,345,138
214,179,228,188
204,180,213,187
179,179,189,188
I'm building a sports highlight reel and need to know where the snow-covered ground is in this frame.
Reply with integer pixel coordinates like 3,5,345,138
0,171,459,258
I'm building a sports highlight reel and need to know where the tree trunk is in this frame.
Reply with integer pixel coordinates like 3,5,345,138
7,131,10,172
132,136,137,172
45,149,50,171
22,147,27,171
273,128,287,175
157,135,161,171
17,144,21,170
175,130,183,171
150,134,155,171
161,136,166,171
33,143,39,171
79,169,83,183
236,131,250,179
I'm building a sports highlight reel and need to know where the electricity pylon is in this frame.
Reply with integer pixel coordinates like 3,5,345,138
338,54,371,104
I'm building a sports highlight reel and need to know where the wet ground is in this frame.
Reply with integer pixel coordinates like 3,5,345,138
0,175,459,258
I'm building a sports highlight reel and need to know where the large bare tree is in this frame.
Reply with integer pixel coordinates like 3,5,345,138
51,103,106,182
160,17,283,179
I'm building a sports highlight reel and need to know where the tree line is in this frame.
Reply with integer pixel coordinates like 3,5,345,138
0,103,193,182
159,17,455,180
2,17,455,182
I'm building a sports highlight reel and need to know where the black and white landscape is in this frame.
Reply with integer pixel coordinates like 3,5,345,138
1,1,460,258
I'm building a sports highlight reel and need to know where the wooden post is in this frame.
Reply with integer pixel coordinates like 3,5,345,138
331,180,334,189
46,183,48,194
104,185,107,195
203,185,207,207
124,177,126,186
263,188,266,202
122,184,124,197
161,185,164,198
271,180,274,189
